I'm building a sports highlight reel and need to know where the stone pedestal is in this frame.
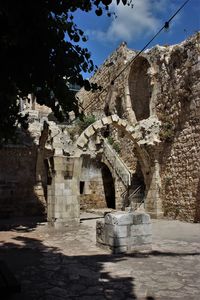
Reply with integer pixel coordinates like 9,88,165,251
96,211,152,254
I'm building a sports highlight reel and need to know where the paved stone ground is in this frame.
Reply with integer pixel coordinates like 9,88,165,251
0,213,200,300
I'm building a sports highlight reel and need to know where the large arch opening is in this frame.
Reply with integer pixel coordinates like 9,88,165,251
128,57,152,121
101,163,115,209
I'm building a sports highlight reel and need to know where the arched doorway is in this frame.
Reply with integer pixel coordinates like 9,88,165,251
128,57,152,121
79,157,115,210
101,164,115,209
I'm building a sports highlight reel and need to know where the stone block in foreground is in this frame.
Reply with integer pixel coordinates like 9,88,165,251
96,211,152,254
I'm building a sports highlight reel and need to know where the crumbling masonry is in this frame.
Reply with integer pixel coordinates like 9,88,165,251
0,33,199,224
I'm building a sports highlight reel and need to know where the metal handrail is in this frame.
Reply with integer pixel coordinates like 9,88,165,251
103,139,131,186
128,185,141,202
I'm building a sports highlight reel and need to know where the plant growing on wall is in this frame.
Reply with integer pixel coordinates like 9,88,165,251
107,136,114,145
113,142,121,153
159,119,175,142
76,115,96,133
68,114,96,140
107,136,120,153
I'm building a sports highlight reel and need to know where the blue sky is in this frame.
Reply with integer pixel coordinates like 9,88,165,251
74,0,200,78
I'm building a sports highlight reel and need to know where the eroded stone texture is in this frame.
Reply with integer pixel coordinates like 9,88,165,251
96,211,152,253
77,32,200,222
47,156,81,227
0,146,46,217
0,34,199,224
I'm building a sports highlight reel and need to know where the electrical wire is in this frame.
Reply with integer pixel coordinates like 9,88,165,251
82,0,191,111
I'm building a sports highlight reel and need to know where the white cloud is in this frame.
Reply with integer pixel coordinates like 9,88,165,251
88,0,169,43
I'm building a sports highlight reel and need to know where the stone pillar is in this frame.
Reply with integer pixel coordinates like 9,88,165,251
47,156,82,228
145,158,164,219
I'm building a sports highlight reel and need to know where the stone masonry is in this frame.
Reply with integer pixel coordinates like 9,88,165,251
77,32,200,222
0,33,199,224
96,211,152,253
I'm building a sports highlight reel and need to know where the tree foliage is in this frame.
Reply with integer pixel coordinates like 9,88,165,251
0,0,128,142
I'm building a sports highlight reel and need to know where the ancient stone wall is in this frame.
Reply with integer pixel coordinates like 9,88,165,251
79,158,112,210
155,35,200,222
77,33,200,222
78,42,136,117
0,146,46,217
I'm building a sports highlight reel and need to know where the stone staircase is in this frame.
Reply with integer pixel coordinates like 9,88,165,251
102,139,145,211
102,139,131,187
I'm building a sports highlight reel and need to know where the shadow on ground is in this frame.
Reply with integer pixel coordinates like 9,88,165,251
0,231,156,300
0,216,46,232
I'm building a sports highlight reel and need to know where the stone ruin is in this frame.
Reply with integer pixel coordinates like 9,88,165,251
0,32,199,226
96,211,152,254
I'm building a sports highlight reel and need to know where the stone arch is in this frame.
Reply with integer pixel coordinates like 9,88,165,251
72,114,163,218
79,156,116,210
75,114,151,184
128,56,152,121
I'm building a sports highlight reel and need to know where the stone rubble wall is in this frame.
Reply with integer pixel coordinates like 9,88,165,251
154,34,200,222
79,158,110,210
78,42,136,117
0,146,46,217
77,33,200,222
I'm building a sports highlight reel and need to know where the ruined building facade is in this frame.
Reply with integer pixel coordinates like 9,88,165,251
76,32,200,222
0,33,199,223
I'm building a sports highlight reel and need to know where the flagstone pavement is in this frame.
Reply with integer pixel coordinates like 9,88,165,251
0,213,200,300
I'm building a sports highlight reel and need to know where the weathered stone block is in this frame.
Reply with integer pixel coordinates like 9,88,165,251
92,120,103,130
108,237,128,247
77,136,88,148
105,212,133,225
63,189,72,196
132,212,151,224
112,246,128,254
84,126,95,138
105,224,128,238
97,211,152,254
131,223,152,236
111,114,119,123
102,116,112,125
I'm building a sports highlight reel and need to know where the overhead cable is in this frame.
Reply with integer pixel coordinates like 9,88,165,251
83,0,191,111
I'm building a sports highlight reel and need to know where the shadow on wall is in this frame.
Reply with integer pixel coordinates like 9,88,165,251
0,229,157,300
128,57,152,121
0,125,51,220
101,163,115,209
